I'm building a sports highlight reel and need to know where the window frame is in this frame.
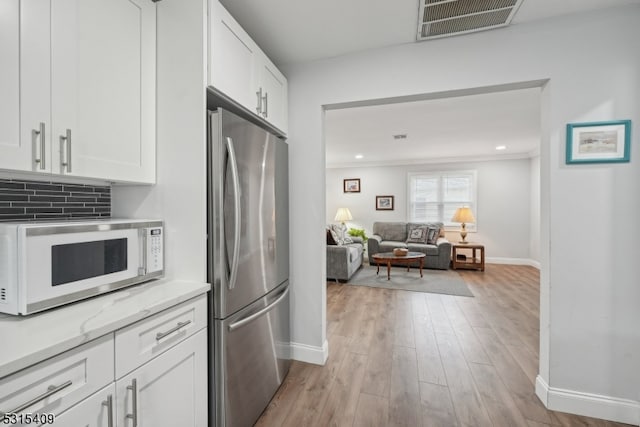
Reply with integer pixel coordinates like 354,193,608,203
407,170,478,231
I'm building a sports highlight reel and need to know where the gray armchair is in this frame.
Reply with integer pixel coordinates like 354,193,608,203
327,237,364,282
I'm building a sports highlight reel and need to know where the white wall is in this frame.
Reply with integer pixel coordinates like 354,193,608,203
283,5,640,424
326,158,535,262
112,0,207,283
529,156,541,266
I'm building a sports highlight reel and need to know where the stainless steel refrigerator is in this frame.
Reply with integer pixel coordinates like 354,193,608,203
207,108,290,427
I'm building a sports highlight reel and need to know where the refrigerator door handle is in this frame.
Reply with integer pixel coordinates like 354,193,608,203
225,136,242,290
228,286,289,332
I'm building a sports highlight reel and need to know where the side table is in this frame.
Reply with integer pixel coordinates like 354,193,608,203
451,243,485,271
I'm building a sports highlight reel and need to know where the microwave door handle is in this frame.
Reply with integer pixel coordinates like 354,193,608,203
139,229,148,276
225,136,241,291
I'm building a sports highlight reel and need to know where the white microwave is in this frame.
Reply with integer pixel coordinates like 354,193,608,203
0,219,164,316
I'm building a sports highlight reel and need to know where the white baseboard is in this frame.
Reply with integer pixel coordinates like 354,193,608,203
486,257,540,269
291,339,329,365
536,375,639,425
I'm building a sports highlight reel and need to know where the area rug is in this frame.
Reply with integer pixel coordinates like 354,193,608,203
347,265,474,297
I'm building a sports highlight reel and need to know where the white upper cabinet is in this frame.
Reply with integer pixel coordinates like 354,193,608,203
209,0,259,112
0,0,37,172
51,0,156,183
209,0,288,134
257,52,288,133
0,0,157,184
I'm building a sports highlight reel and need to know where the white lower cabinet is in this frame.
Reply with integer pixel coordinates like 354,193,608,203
0,295,208,427
115,329,207,427
54,384,115,427
0,335,114,426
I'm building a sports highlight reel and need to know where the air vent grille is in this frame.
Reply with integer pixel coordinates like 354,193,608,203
0,288,6,302
418,0,523,41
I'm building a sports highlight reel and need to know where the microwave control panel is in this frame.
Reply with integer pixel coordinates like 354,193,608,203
145,227,164,273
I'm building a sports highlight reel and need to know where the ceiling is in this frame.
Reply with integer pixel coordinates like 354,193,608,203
325,88,541,168
218,0,637,167
219,0,640,66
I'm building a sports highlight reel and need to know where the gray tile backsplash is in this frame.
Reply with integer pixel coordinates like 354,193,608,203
0,178,111,222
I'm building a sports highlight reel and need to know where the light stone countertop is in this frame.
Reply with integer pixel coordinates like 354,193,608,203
0,279,210,379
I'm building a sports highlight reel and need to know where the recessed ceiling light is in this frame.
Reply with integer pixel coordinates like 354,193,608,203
355,154,364,159
393,134,407,140
495,145,507,150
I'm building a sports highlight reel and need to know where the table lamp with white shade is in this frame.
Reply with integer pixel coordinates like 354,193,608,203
334,207,353,244
451,206,475,244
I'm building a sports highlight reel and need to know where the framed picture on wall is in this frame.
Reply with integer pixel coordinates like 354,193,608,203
566,120,631,164
376,195,394,210
343,178,361,193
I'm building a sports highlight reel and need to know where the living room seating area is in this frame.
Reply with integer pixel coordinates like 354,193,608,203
367,221,451,270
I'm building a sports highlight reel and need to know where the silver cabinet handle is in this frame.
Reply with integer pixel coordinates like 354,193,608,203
155,320,192,340
32,122,46,170
60,129,72,173
224,136,241,291
229,286,289,332
262,92,268,118
101,394,114,427
0,380,72,421
126,379,138,427
256,87,263,115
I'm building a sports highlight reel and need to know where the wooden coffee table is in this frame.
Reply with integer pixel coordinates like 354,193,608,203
371,252,426,280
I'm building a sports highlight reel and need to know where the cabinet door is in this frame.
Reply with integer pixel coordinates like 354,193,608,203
116,329,207,427
209,0,259,113
0,0,51,173
0,0,23,170
51,0,156,183
53,384,115,427
257,54,288,134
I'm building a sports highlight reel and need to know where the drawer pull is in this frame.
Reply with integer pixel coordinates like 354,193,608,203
126,379,138,427
155,320,192,340
0,380,72,420
102,394,114,427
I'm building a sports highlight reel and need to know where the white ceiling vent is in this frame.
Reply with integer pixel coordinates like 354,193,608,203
418,0,524,41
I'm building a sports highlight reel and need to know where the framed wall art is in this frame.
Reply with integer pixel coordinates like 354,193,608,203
343,178,361,193
566,120,631,164
376,195,394,211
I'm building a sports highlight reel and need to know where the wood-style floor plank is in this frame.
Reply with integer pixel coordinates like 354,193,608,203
414,298,448,386
388,345,421,426
256,264,633,427
435,331,494,427
418,381,459,427
353,393,389,427
316,351,368,427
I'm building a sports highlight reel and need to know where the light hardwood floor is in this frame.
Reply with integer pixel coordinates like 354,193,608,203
256,264,631,427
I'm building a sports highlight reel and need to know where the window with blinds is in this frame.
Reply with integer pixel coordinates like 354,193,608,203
407,170,477,229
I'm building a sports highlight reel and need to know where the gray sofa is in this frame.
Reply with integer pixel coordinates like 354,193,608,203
327,237,364,282
367,222,451,270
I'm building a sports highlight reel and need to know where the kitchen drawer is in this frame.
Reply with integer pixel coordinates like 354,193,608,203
115,294,207,379
0,334,114,422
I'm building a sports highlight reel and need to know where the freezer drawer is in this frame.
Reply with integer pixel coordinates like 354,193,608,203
212,281,290,427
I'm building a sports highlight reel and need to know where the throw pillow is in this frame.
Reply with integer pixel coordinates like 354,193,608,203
426,227,439,245
326,228,338,245
406,225,428,243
